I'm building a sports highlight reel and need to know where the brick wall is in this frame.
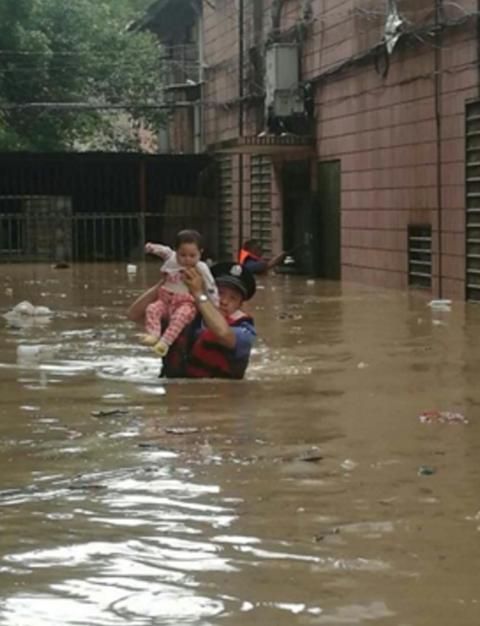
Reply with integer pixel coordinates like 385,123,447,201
203,0,241,146
301,0,477,297
168,108,194,153
203,0,276,256
198,0,478,296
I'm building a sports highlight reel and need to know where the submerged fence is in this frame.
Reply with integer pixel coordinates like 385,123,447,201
0,153,217,262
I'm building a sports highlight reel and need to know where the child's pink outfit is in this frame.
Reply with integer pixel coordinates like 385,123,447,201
145,244,218,347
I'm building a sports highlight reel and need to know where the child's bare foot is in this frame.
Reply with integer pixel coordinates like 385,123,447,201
139,333,158,346
152,340,169,357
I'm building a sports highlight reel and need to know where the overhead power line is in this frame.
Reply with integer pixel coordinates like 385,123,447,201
0,102,176,111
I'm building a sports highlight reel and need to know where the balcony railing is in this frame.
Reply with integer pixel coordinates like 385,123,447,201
162,44,201,88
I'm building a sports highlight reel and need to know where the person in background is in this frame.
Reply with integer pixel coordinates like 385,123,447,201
142,229,218,357
238,239,287,275
127,262,257,379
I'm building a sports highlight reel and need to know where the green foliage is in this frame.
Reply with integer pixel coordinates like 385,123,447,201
0,0,164,151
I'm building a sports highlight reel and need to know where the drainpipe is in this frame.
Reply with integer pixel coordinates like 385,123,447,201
478,0,480,98
434,0,443,298
238,0,244,251
193,0,204,153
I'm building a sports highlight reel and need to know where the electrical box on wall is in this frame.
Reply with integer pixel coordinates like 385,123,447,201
265,43,304,118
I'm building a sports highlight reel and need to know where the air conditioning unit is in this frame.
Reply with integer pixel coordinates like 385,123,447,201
265,43,304,117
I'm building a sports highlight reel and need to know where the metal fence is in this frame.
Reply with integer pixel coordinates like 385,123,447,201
0,209,216,263
162,44,200,86
466,100,480,301
0,153,217,263
0,210,142,262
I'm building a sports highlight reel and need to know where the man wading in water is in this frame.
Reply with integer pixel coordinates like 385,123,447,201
127,262,256,379
238,239,288,275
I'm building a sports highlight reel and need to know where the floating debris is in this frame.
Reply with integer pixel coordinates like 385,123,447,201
164,426,199,435
91,408,130,418
137,442,163,449
418,411,468,425
12,300,35,316
68,483,107,491
9,301,53,317
418,465,436,476
297,449,323,463
198,439,214,458
277,312,303,321
33,306,52,316
428,299,452,312
314,527,340,542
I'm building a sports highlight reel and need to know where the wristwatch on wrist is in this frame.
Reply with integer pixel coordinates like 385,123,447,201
196,293,208,304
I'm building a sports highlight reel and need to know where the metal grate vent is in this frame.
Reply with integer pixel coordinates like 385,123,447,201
250,156,272,255
466,100,480,301
217,156,233,260
408,225,432,289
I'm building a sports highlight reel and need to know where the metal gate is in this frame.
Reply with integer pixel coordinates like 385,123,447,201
73,213,144,261
0,153,217,263
466,101,480,301
0,195,73,262
217,156,233,260
0,207,148,262
250,156,272,255
0,209,201,262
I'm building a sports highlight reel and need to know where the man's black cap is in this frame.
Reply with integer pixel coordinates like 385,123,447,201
211,262,256,300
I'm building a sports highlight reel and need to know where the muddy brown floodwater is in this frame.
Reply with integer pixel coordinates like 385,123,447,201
1,262,480,626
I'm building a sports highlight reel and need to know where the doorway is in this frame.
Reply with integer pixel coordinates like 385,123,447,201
282,160,312,273
314,160,341,279
281,159,341,277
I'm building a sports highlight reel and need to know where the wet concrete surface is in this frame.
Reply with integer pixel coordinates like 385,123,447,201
1,263,480,625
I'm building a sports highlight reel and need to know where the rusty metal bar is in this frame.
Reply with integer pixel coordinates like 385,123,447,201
100,215,105,261
138,159,147,256
73,216,78,260
110,215,115,260
120,215,125,260
93,213,97,262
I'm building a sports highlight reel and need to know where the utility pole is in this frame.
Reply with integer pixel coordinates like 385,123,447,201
238,0,244,137
434,0,443,298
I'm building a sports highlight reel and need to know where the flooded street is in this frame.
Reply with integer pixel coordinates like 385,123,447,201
1,263,480,625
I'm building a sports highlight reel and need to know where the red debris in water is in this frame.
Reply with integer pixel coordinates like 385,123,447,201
418,411,468,424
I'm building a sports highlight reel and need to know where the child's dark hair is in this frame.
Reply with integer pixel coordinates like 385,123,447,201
175,229,203,250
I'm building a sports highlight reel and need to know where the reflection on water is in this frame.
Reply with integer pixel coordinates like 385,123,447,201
1,263,480,625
